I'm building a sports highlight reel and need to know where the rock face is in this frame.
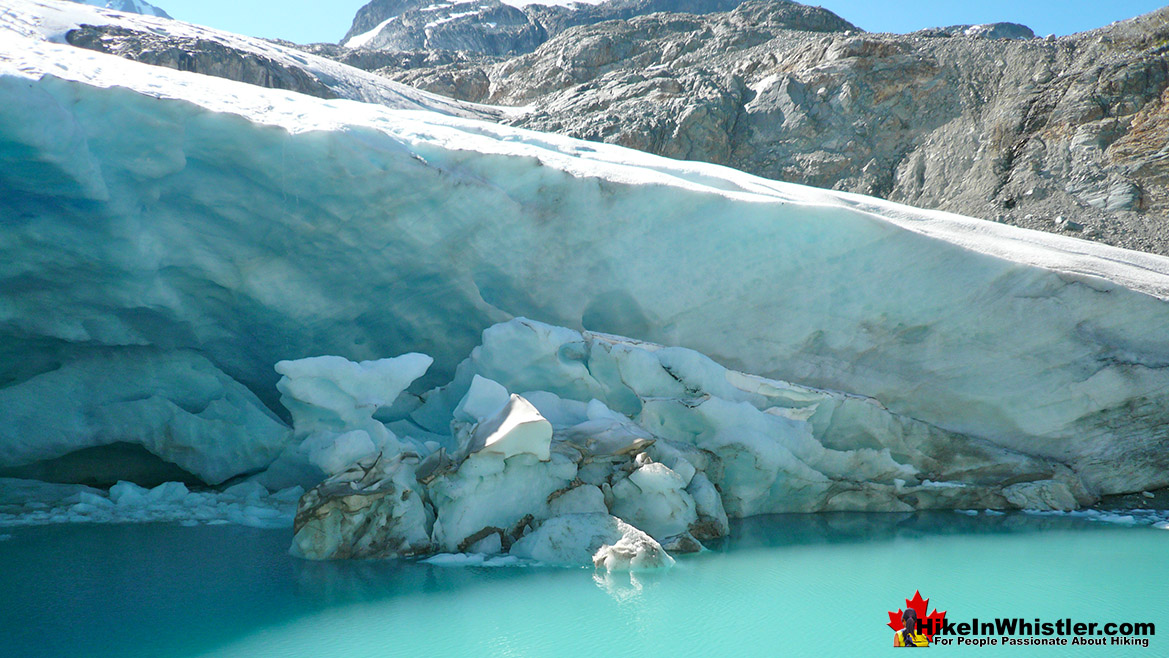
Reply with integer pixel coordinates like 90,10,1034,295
340,0,852,54
911,23,1036,40
66,25,343,100
367,2,1169,254
9,0,496,120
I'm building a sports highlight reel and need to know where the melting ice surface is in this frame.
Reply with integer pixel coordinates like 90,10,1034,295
1,514,1165,657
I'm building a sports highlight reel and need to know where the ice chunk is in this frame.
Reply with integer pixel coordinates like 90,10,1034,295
548,483,607,516
559,401,655,457
429,451,575,552
222,481,269,501
291,453,433,560
275,353,431,438
660,532,705,554
1,477,295,528
453,375,511,424
465,532,503,555
510,513,673,571
0,350,290,485
272,353,432,480
686,472,729,541
421,553,525,567
302,430,379,476
466,394,553,461
521,391,590,429
609,462,699,540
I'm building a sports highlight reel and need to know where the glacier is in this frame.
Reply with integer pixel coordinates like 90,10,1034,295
2,0,1169,553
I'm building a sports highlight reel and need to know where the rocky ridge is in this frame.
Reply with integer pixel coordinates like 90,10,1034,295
340,0,851,54
360,1,1169,254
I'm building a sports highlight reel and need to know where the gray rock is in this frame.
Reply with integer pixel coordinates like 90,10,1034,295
67,25,340,99
912,22,1036,40
341,0,854,55
360,2,1169,255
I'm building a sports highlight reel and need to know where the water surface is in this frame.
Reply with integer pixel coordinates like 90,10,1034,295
1,513,1163,656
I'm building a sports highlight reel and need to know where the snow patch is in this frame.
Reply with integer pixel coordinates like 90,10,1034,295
499,0,610,7
344,16,397,49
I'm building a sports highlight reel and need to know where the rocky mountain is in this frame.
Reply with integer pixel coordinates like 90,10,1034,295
344,1,1169,255
11,0,497,120
340,0,852,54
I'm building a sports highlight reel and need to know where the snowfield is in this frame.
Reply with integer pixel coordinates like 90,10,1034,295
2,0,1169,537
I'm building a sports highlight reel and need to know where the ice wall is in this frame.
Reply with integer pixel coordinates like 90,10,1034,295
1,25,1169,493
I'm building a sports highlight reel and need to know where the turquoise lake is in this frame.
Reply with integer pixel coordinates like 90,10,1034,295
1,513,1164,657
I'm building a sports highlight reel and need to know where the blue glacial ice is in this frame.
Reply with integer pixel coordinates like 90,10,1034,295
1,0,1169,556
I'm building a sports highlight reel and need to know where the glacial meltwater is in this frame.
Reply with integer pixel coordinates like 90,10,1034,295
2,513,1164,657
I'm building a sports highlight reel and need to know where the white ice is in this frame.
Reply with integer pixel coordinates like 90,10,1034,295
2,0,1169,508
0,477,300,528
464,394,553,461
509,512,674,570
0,350,290,485
271,353,432,479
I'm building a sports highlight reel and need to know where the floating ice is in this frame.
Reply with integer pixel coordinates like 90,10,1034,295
1021,508,1169,528
0,477,299,528
510,513,673,570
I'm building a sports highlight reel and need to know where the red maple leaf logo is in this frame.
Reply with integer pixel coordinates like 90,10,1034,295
887,591,947,641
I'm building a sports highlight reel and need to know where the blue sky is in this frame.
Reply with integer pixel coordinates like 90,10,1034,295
157,1,1169,44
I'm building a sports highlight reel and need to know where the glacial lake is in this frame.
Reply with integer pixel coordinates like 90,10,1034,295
1,512,1164,657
